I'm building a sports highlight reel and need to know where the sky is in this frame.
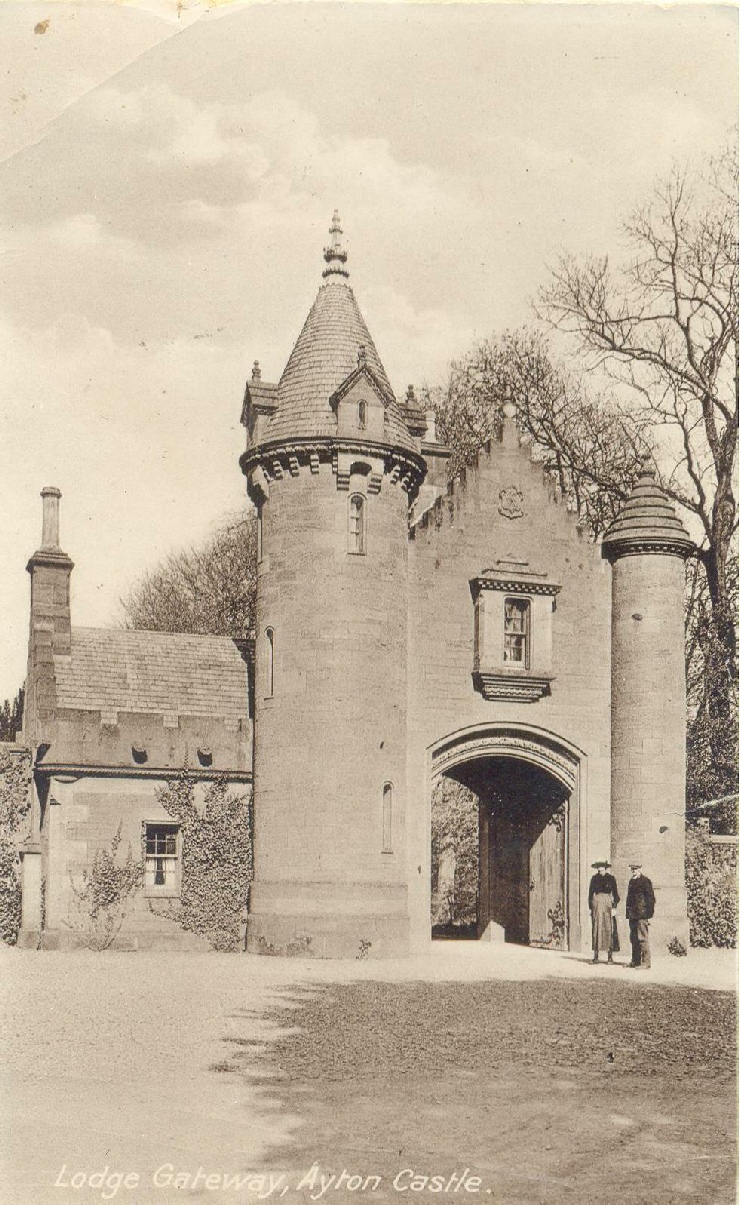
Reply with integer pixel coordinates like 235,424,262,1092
0,0,737,700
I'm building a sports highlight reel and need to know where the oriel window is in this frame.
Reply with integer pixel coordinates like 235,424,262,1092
504,598,530,666
348,494,366,555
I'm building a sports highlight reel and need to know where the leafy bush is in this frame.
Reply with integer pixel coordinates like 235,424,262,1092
154,770,252,951
686,823,738,948
0,748,32,945
431,776,478,927
68,824,142,950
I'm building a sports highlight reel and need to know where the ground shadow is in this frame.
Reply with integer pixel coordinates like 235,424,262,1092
219,977,737,1204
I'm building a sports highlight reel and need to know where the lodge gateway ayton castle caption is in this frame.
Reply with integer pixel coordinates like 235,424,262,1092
17,214,694,957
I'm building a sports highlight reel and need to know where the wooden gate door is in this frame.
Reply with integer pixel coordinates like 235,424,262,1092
528,803,567,949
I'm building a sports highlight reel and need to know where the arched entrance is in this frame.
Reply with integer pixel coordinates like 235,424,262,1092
430,724,583,951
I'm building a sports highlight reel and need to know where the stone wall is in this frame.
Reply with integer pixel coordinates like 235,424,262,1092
609,552,688,949
250,458,412,956
407,430,613,951
36,773,251,950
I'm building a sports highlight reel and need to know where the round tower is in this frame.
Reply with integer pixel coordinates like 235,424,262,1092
240,214,426,957
602,460,694,951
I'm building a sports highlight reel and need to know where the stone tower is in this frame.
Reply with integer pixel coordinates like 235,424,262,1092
602,461,694,950
240,213,426,957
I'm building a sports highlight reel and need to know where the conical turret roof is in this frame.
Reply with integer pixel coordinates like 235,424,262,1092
602,460,694,561
263,214,418,453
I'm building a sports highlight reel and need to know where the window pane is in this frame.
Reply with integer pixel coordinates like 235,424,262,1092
503,599,530,665
145,826,179,891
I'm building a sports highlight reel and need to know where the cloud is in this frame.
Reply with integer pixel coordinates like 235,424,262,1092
0,80,485,364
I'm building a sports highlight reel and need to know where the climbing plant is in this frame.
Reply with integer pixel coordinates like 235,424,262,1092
68,824,142,951
154,770,252,951
0,747,32,945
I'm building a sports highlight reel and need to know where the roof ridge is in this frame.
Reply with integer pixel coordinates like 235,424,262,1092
69,627,243,645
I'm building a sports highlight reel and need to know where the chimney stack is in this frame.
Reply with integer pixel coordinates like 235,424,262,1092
24,488,74,746
40,485,62,550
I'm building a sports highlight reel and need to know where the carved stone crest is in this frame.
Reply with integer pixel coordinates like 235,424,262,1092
498,485,525,519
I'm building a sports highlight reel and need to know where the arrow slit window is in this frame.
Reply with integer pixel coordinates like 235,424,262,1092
348,494,366,555
265,627,274,697
382,783,393,853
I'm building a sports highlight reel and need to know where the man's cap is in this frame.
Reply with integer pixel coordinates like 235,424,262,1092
591,860,611,868
629,863,643,870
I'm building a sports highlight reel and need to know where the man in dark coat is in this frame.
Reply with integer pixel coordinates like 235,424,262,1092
625,863,655,968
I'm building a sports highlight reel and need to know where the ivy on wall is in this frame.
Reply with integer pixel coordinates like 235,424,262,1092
686,822,738,948
154,770,252,951
0,748,32,945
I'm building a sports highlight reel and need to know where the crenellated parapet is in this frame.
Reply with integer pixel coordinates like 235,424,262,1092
410,407,590,546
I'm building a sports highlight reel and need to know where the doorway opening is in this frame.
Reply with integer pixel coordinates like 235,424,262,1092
430,775,479,940
430,754,571,949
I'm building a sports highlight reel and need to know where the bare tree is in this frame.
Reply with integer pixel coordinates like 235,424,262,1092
427,328,651,537
121,509,257,638
540,141,738,680
685,555,738,813
0,689,24,743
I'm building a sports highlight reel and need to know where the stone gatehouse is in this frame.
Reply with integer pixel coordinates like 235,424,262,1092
17,214,693,956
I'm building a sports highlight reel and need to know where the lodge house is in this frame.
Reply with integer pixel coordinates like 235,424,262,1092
16,214,694,956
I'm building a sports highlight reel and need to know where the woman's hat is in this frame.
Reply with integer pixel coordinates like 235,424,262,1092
591,860,611,868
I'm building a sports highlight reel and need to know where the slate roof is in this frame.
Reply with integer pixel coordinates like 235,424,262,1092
262,277,419,455
54,628,249,720
240,378,278,426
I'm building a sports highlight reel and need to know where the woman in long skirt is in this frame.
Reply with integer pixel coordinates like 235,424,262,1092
588,860,620,963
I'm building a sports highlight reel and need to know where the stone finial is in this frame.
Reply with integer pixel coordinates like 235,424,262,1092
406,385,416,404
40,486,62,551
501,389,518,448
502,384,517,422
252,361,261,381
322,210,349,279
357,344,367,368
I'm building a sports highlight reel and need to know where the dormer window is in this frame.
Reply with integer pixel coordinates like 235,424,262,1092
358,399,367,430
504,598,530,667
349,494,366,555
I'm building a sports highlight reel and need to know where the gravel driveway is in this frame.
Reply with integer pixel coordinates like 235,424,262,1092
1,945,736,1204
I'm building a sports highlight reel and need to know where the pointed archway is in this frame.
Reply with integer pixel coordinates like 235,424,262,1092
429,723,584,952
